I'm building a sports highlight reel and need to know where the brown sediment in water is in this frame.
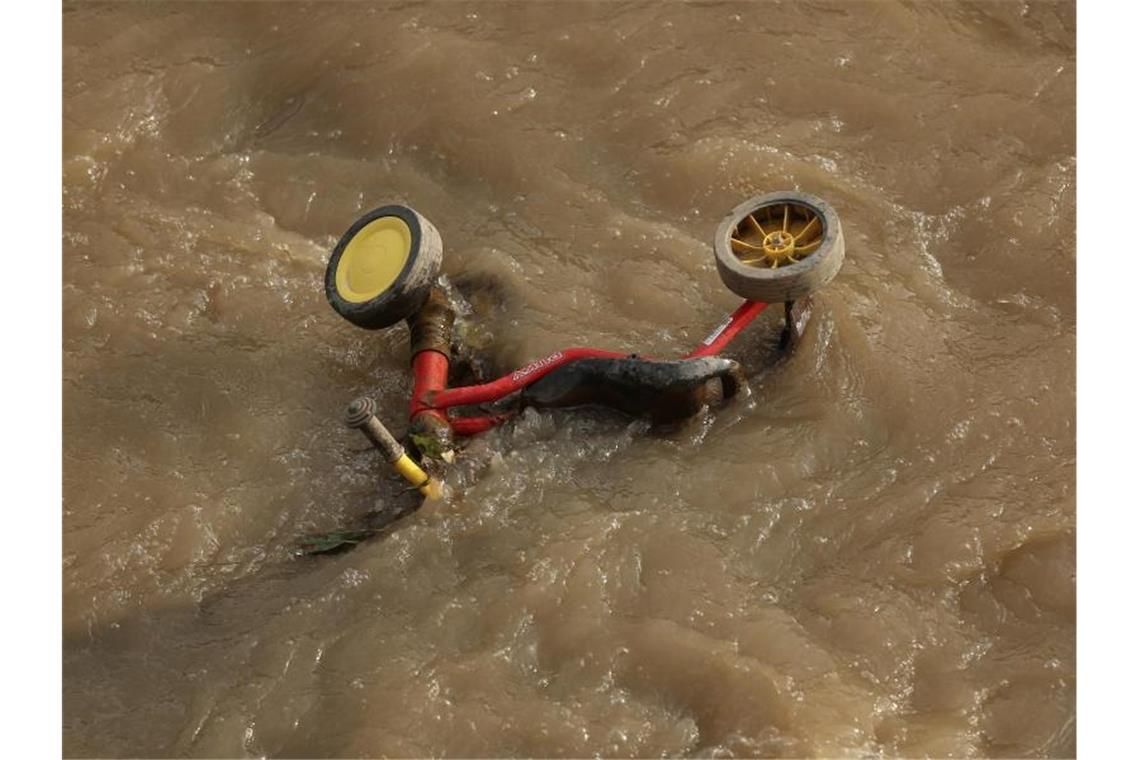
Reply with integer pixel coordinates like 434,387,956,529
63,1,1075,757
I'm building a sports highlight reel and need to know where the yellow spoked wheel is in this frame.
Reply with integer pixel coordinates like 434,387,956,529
730,201,823,269
325,204,443,330
713,192,844,303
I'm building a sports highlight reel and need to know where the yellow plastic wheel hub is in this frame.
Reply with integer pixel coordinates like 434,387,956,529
729,202,823,269
335,216,413,303
761,230,796,262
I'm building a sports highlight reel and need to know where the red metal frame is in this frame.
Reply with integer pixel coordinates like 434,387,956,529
685,300,768,358
409,349,450,430
414,299,769,436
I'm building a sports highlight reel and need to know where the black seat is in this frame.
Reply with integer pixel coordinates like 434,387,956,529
520,356,745,424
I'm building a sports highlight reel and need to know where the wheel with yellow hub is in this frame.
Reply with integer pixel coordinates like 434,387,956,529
713,191,844,303
325,204,443,329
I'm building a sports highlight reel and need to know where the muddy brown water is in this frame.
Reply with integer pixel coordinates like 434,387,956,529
62,2,1075,757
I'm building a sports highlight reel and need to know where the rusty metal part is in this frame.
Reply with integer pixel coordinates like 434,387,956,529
407,286,455,359
520,356,746,425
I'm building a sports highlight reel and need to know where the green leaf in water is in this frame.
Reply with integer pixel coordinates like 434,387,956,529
410,433,453,462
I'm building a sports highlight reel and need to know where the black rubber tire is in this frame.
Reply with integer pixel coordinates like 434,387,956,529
713,191,844,303
325,204,443,330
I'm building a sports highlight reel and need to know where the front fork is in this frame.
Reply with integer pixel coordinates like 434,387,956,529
407,287,456,453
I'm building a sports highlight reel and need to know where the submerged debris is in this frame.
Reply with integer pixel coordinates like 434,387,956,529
296,529,377,556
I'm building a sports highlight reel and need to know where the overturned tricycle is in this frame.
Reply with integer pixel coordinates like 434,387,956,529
324,191,845,501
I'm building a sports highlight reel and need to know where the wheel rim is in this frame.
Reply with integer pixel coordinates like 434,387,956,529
729,201,823,269
334,215,413,303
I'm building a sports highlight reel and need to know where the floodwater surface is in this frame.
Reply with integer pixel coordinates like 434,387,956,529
62,1,1075,757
